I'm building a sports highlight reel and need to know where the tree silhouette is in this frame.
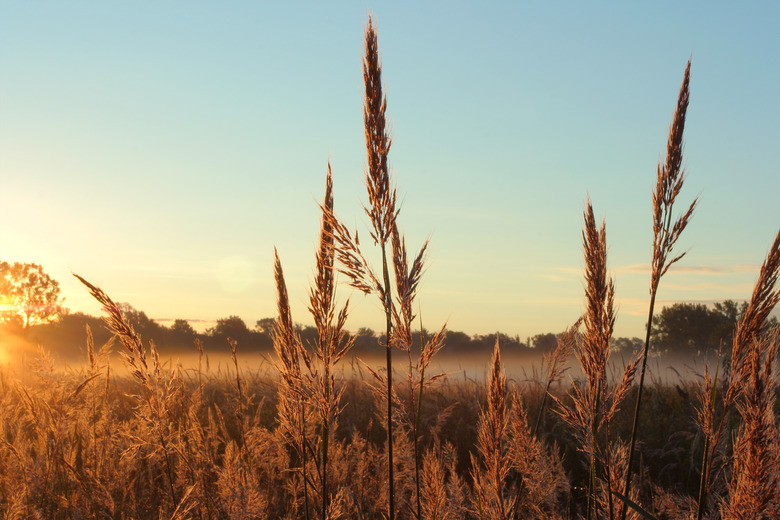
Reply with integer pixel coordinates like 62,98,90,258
170,319,196,338
255,317,276,334
116,302,164,340
531,332,558,352
208,315,250,339
612,336,643,355
650,300,760,354
0,261,65,329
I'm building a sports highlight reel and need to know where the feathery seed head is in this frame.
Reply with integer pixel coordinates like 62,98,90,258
651,60,697,289
581,200,615,379
73,273,149,384
728,228,780,401
310,163,337,340
363,15,395,245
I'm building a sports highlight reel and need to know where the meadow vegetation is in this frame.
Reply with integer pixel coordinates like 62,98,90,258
1,16,779,520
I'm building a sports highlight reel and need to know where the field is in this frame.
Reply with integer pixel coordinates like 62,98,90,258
0,339,777,519
1,15,779,520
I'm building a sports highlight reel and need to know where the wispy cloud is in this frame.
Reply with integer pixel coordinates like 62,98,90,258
100,263,212,278
538,273,570,282
514,296,582,306
615,292,762,318
155,318,217,326
538,267,581,281
425,287,582,307
662,281,755,293
542,263,760,279
615,263,759,276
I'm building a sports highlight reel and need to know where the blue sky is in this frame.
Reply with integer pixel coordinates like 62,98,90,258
1,1,778,339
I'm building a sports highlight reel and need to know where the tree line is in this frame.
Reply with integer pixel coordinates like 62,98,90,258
1,261,772,361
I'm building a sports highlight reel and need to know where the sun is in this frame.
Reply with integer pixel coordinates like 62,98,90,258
0,295,18,323
0,295,16,312
0,323,27,364
0,295,20,363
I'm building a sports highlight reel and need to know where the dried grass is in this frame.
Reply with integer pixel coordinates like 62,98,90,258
2,15,778,520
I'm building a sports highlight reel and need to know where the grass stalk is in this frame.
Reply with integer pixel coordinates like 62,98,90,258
695,372,717,520
621,59,696,520
381,243,396,519
309,164,350,519
74,274,183,508
696,228,780,519
409,314,445,519
586,380,602,520
470,338,510,519
323,16,425,520
532,320,580,438
321,358,329,519
414,322,426,520
272,251,312,519
302,402,311,520
555,200,638,520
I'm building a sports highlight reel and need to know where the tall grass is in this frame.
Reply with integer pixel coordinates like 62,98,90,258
324,15,438,520
308,165,352,519
273,164,353,519
272,250,311,517
470,339,512,519
620,59,697,520
1,16,778,520
555,202,639,520
0,335,776,518
323,16,400,517
698,229,780,519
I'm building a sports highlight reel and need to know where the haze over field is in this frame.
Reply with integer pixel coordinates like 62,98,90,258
1,2,778,340
1,8,779,519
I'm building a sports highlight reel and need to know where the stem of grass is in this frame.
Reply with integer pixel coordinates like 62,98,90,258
414,316,426,520
381,243,395,520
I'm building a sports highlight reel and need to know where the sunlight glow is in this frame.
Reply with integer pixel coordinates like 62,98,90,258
0,295,18,321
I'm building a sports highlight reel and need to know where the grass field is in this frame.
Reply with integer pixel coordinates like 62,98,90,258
0,342,777,519
1,16,778,520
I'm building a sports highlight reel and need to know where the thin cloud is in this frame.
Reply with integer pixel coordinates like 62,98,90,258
615,263,759,276
666,264,758,275
514,296,582,306
424,288,581,307
156,318,215,324
539,267,581,280
663,281,755,293
100,263,212,278
614,264,650,275
614,294,766,318
539,274,569,282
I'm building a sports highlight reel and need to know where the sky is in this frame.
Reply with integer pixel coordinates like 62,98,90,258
1,1,778,341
